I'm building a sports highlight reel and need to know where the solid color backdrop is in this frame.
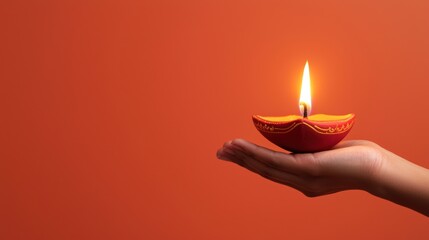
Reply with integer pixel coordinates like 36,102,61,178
1,0,428,239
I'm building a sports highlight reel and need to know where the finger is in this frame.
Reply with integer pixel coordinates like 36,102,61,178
223,144,312,191
218,140,354,196
217,144,246,166
229,139,312,175
218,141,300,182
216,140,235,160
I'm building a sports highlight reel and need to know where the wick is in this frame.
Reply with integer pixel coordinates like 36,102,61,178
302,103,308,118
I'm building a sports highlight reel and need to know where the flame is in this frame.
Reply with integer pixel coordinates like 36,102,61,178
299,61,312,117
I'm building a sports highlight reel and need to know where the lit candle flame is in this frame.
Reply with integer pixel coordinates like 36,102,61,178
299,61,312,117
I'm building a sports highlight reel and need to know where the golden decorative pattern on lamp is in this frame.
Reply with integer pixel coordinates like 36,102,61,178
252,114,355,153
255,121,353,135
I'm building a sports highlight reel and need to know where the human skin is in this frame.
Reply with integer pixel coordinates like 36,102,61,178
216,139,429,217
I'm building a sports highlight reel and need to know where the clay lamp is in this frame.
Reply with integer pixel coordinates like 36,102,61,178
252,61,355,153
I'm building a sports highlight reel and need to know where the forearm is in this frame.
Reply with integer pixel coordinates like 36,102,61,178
370,152,429,217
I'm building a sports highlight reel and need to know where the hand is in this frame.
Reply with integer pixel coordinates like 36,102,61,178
216,139,429,216
216,139,383,196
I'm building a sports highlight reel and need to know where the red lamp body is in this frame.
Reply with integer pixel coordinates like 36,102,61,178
253,114,355,153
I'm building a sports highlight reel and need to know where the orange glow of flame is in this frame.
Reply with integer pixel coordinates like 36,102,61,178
299,61,312,116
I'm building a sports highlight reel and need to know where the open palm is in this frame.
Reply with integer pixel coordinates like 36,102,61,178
217,139,384,196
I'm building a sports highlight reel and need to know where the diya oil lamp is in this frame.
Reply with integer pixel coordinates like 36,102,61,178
253,61,355,153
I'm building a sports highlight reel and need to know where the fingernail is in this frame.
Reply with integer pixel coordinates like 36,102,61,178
216,149,228,160
218,147,237,161
216,150,223,159
222,146,237,155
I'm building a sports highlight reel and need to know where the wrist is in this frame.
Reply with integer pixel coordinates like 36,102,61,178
367,150,429,216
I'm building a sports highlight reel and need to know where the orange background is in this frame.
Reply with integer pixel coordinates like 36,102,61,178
1,0,428,239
